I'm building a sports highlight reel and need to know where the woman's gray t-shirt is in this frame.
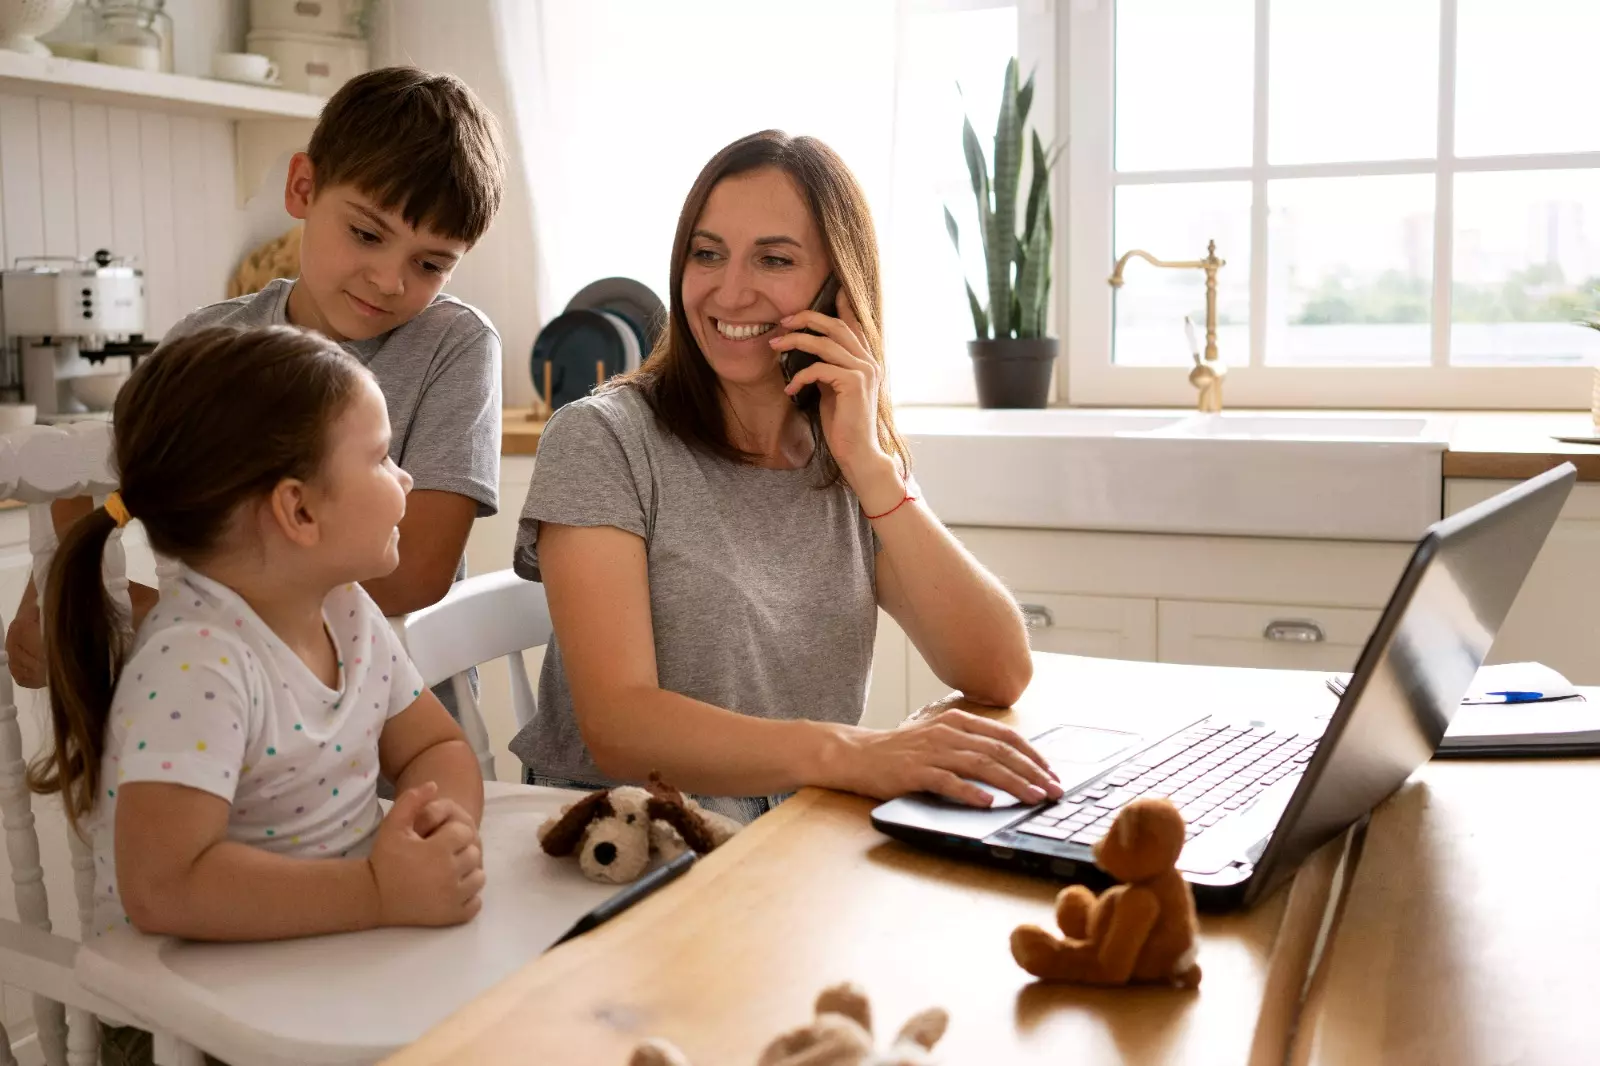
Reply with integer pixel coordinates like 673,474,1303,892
506,388,878,809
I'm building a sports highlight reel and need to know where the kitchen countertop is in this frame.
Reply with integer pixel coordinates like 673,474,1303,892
500,407,1600,480
1439,411,1600,480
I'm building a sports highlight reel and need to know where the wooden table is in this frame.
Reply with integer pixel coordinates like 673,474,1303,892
1291,755,1600,1066
385,654,1352,1066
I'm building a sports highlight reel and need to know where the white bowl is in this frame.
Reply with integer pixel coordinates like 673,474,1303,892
0,402,36,433
69,374,126,411
0,0,76,56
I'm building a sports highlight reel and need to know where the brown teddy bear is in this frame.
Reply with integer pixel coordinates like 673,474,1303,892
1009,797,1202,988
629,982,948,1066
537,772,741,885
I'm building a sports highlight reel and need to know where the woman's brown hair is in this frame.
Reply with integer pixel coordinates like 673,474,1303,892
27,325,368,829
621,130,910,483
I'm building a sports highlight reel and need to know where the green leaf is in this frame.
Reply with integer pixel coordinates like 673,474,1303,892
960,112,994,284
943,204,961,253
989,58,1021,338
1022,129,1050,254
965,280,989,340
1017,69,1035,130
1017,196,1051,339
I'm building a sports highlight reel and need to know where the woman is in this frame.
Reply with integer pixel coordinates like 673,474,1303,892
509,130,1055,821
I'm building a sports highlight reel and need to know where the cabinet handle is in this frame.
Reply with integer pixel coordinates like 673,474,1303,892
1020,604,1054,630
1263,619,1325,643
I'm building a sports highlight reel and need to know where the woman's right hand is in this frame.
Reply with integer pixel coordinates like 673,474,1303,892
368,782,486,927
826,709,1064,808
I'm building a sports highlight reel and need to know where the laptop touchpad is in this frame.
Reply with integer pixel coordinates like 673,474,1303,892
978,724,1143,808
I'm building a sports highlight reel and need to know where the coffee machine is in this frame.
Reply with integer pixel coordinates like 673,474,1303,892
0,250,158,421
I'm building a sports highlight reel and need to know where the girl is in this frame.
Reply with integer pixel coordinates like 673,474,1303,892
508,130,1057,821
28,325,485,947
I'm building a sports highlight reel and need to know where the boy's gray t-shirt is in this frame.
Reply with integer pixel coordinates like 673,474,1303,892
508,388,879,808
162,278,502,516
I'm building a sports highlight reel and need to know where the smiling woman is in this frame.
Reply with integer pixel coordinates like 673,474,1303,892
507,130,1045,825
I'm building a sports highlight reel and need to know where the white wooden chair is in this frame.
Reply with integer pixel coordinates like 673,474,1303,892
0,420,154,1066
396,569,552,782
0,424,614,1065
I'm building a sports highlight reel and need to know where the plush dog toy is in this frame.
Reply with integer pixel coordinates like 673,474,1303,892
1009,797,1202,988
536,772,741,884
629,982,948,1066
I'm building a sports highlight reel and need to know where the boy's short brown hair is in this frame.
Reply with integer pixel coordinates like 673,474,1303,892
307,66,507,245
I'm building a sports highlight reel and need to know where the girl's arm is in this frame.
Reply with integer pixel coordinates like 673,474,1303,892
113,781,481,940
378,690,485,827
539,521,1059,807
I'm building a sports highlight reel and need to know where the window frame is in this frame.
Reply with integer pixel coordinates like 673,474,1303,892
1058,0,1596,410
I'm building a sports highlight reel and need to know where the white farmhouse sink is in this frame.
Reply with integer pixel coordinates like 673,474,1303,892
897,407,1451,541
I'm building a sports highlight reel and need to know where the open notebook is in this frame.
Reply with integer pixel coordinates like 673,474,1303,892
1328,662,1600,756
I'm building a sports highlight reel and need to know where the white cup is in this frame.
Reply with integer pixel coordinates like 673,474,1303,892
211,52,279,85
98,43,161,71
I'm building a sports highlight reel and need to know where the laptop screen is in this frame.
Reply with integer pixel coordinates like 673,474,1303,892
1244,463,1575,904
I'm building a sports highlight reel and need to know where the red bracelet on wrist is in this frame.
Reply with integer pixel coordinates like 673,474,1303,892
865,491,916,520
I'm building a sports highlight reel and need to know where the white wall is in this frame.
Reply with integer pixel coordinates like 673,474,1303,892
0,98,248,336
368,0,544,407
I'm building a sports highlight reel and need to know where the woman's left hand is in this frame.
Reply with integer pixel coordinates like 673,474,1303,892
769,290,903,509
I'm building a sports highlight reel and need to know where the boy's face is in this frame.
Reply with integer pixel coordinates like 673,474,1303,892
284,153,471,343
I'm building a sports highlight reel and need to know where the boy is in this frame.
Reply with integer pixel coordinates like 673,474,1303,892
7,66,507,687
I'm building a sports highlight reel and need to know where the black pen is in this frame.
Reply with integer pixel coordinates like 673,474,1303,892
547,850,697,949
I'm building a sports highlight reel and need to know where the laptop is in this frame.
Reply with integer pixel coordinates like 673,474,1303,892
871,463,1576,910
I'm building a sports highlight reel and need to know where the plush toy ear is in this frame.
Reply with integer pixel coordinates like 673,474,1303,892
645,771,686,805
646,795,720,854
538,790,615,856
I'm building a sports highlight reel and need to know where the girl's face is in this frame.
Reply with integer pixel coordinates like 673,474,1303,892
305,375,412,582
681,167,832,391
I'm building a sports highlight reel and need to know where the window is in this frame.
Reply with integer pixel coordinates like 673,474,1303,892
1065,0,1600,408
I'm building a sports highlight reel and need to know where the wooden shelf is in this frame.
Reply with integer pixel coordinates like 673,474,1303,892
0,50,325,121
502,409,546,455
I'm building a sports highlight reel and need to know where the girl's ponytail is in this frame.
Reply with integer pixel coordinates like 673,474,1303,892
26,505,127,830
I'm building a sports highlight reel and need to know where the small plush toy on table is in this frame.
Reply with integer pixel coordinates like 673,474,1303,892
537,772,742,884
1010,797,1203,988
630,982,948,1066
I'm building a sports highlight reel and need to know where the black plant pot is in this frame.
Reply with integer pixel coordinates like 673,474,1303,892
969,337,1058,408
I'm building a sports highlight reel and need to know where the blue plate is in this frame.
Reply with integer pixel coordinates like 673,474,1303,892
564,277,666,362
529,309,628,413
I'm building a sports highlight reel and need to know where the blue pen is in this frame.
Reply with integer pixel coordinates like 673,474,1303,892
1483,690,1544,703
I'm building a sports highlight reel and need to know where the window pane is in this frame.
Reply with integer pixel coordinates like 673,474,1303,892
1451,170,1600,367
888,4,1019,402
1115,0,1254,171
1457,0,1600,157
1269,0,1437,165
1112,183,1251,367
1266,176,1434,366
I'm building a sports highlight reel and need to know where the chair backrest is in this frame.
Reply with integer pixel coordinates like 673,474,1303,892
398,569,552,782
0,420,146,1065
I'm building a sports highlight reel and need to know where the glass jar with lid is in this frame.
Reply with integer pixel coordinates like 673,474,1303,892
92,0,172,74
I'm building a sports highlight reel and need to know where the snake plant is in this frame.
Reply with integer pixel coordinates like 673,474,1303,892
944,59,1057,341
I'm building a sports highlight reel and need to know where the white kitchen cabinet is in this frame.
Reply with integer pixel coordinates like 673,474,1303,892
1157,600,1380,672
879,524,1415,721
904,590,1157,712
1446,479,1600,683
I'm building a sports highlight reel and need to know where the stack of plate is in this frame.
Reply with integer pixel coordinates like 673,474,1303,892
530,278,665,414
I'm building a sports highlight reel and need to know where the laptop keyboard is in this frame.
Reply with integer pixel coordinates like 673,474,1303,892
1015,723,1320,848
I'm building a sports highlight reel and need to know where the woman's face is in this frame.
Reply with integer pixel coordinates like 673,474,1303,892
681,167,831,391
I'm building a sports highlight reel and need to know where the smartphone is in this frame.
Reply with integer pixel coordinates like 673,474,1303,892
780,275,841,409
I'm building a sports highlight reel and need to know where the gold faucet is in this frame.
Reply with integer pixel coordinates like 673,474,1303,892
1109,240,1227,413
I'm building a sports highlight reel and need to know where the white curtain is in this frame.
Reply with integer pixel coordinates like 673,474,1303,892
490,0,1022,405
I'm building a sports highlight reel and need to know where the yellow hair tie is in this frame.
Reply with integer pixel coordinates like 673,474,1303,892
104,492,131,528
